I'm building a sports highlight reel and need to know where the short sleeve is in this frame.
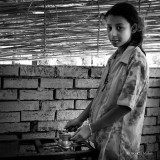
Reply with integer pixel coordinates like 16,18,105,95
117,52,147,110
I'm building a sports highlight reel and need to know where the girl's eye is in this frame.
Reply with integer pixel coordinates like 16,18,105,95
107,26,112,31
117,26,123,31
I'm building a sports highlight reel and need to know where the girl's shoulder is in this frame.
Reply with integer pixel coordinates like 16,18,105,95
129,46,147,66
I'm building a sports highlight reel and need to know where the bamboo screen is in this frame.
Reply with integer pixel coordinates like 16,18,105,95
0,0,160,61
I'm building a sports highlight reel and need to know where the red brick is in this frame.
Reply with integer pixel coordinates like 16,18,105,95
149,78,160,87
41,100,74,110
56,66,88,78
21,110,55,121
141,136,156,144
0,65,19,76
0,101,39,112
38,121,58,131
0,123,30,133
146,143,159,152
91,67,104,78
19,144,35,154
148,88,160,97
0,135,18,140
56,89,87,99
41,78,73,88
20,66,55,77
89,89,97,98
158,116,160,124
149,68,160,78
75,79,100,88
75,100,91,109
143,126,160,134
0,112,20,122
22,131,56,139
57,110,83,120
20,90,53,100
147,108,160,116
4,78,38,88
143,117,156,126
157,150,160,160
0,90,17,100
146,98,159,107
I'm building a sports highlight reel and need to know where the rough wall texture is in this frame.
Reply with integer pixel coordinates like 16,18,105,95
0,65,160,160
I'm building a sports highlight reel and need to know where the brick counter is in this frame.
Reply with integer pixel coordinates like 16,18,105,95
0,65,160,160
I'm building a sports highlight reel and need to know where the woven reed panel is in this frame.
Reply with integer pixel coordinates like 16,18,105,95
0,0,160,61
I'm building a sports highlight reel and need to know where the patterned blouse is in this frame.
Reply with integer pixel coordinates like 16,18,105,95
89,46,149,160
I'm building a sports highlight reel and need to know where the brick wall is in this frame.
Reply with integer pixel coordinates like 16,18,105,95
0,65,160,160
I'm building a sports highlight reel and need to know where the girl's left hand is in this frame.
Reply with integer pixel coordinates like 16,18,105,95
71,125,91,142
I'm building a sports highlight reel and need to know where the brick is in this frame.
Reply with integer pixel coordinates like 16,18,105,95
138,152,156,160
21,110,55,121
149,68,160,78
56,89,87,99
0,123,30,133
38,121,70,131
89,89,97,98
41,78,73,88
3,78,38,88
91,67,104,78
0,90,17,100
75,79,100,88
0,135,18,140
149,78,160,87
20,66,55,77
157,150,160,160
57,110,83,120
146,98,159,107
143,117,156,126
139,145,145,153
0,101,39,112
20,144,36,154
143,126,160,134
158,116,160,124
42,100,74,110
146,143,159,152
147,108,160,116
56,66,88,78
20,90,53,100
22,131,56,139
38,121,58,131
0,112,20,122
141,136,156,144
75,100,91,109
148,88,160,97
0,65,19,76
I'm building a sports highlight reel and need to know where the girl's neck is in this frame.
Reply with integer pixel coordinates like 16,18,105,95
117,42,130,54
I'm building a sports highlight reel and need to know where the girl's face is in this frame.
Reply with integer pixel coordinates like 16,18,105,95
105,15,132,49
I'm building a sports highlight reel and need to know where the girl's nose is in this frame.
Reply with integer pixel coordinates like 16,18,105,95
111,28,117,36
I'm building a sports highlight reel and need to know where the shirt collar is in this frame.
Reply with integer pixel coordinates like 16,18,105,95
119,46,137,64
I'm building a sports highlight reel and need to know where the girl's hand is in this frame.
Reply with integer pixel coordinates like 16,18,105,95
71,125,91,142
64,118,83,132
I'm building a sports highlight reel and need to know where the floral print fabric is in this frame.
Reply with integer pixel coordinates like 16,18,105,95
89,46,149,160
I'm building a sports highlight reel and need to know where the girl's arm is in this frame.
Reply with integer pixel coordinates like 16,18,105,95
90,105,130,133
71,105,130,141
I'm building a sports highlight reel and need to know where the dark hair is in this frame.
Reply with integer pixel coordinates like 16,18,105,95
104,2,145,54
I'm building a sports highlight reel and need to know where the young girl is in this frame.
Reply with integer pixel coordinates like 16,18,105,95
65,2,149,160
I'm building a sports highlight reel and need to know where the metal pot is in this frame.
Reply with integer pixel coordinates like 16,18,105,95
58,132,72,149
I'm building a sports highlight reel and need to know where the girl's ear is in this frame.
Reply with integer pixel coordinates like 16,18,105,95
132,23,138,33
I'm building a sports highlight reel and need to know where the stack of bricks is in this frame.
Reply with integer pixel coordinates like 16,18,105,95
0,65,159,160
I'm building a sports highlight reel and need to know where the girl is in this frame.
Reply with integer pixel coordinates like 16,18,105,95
65,2,149,160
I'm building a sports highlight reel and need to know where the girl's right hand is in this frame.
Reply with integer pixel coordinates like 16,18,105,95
64,118,83,132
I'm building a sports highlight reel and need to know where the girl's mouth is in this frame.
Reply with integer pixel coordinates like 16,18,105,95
111,40,119,43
